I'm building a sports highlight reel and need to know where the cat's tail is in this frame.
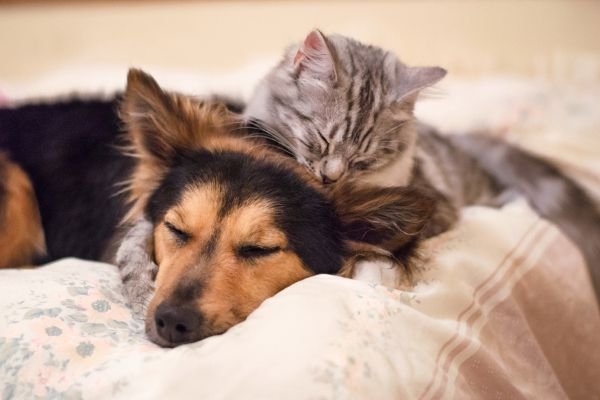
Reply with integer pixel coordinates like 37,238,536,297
450,134,600,302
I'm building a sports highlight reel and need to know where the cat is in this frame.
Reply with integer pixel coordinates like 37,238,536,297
242,31,512,239
117,31,600,310
244,31,505,211
244,30,600,298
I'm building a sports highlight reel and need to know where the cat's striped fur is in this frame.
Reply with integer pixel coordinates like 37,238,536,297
244,31,446,188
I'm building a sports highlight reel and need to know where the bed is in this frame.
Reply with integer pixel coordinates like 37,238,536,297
1,65,599,399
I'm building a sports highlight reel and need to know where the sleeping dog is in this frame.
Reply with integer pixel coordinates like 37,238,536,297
0,70,436,347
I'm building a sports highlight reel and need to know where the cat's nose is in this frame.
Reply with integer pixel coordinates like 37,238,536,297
321,156,345,184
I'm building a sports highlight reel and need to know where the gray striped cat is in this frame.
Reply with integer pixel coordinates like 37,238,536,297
245,30,511,235
117,30,600,311
244,30,600,297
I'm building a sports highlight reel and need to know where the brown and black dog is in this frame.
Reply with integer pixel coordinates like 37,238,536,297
0,70,436,347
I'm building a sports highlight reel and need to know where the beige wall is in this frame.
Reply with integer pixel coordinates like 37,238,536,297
1,1,599,84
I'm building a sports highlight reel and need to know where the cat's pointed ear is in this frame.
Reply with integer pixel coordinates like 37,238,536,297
396,65,447,101
293,30,337,82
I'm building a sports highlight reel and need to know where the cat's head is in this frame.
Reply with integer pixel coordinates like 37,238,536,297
245,30,446,185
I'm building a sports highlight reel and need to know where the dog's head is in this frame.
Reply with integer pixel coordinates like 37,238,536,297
121,69,435,347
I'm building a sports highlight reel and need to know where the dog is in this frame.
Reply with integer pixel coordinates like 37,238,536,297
0,69,436,347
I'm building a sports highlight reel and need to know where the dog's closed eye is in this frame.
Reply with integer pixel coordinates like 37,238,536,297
237,245,281,260
164,221,191,244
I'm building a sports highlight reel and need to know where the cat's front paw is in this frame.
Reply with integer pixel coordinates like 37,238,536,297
115,218,157,318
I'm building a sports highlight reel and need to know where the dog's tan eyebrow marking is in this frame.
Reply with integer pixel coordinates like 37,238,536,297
169,209,187,227
224,199,288,246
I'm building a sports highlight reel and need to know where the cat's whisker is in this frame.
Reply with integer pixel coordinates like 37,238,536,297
378,123,408,137
236,123,298,157
247,122,292,146
245,121,297,154
254,144,296,158
377,145,404,152
248,127,295,151
239,134,297,157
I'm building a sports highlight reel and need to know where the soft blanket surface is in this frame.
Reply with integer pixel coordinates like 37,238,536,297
1,202,599,399
1,67,599,399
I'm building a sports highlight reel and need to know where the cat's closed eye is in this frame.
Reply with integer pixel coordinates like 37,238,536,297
353,160,374,171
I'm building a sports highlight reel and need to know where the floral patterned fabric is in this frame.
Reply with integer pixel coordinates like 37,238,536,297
0,260,157,399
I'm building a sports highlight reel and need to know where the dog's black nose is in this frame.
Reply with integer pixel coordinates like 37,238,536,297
154,302,202,345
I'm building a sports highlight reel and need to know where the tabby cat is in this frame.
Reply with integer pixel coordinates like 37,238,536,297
243,30,600,298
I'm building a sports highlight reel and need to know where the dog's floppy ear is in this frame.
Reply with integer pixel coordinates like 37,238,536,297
330,184,436,273
120,69,237,222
